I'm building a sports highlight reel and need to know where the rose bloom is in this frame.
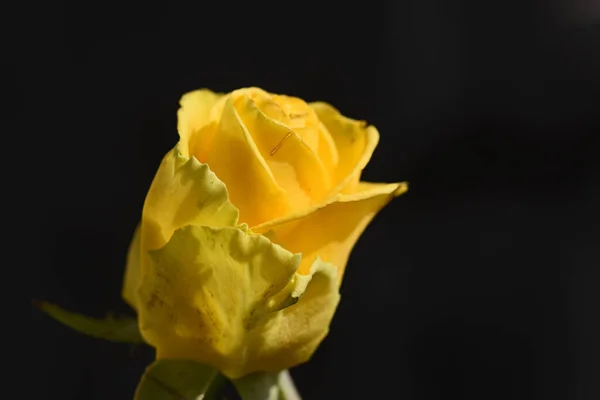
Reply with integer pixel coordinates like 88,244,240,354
123,87,407,378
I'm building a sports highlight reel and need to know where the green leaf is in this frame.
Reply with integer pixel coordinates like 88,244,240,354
33,300,144,343
134,360,219,400
233,370,302,400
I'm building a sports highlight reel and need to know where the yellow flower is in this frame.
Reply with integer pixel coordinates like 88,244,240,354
122,87,407,379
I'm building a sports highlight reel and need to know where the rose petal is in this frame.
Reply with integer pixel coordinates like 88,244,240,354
123,224,142,309
137,224,339,379
123,146,240,310
203,96,290,227
233,90,332,210
253,181,408,279
251,257,340,374
177,89,225,158
315,119,340,178
310,102,380,194
142,146,239,252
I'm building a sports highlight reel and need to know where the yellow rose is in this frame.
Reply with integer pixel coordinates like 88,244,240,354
122,87,407,379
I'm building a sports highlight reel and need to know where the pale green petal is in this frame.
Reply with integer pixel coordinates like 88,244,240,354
122,224,141,309
249,258,340,373
124,146,240,311
142,146,240,253
137,224,300,378
137,225,339,379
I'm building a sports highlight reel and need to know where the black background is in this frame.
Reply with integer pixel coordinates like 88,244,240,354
16,0,599,399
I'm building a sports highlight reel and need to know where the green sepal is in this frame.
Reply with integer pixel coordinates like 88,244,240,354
34,300,144,343
234,370,302,400
134,359,220,400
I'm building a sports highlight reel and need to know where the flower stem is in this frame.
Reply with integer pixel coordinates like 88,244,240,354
204,372,226,400
278,370,301,400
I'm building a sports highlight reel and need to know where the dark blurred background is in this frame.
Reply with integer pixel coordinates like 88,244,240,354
15,0,599,398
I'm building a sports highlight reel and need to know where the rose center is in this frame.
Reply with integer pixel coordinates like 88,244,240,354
247,90,320,154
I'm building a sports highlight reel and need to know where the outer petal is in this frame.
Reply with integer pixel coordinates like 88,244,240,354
124,146,239,310
177,89,225,158
137,225,339,379
310,102,379,194
122,224,141,309
315,120,340,178
248,258,340,373
142,146,239,252
253,182,408,279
